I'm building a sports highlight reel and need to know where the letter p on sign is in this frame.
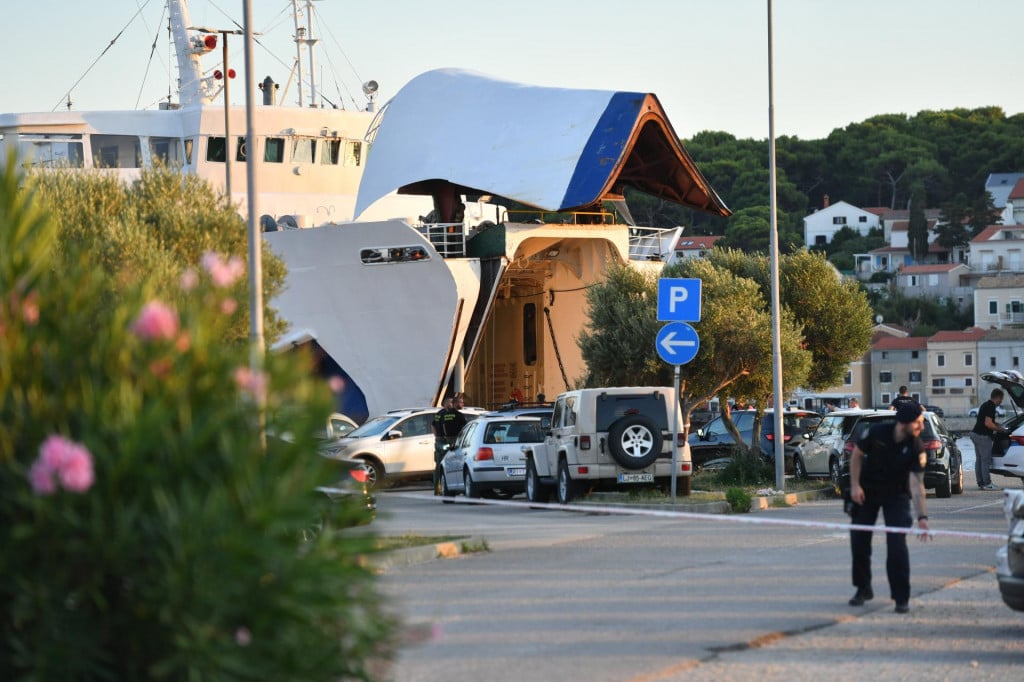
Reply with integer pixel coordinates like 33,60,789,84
657,278,701,322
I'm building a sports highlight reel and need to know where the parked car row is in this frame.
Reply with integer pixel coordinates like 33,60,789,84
688,409,822,474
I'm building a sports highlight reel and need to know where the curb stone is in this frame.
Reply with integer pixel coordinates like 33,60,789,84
368,535,486,572
582,485,836,513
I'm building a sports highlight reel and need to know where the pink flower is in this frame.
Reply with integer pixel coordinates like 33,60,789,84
20,291,39,325
29,459,57,495
131,301,179,341
234,366,268,400
180,268,199,291
235,627,252,647
58,447,95,492
202,251,246,288
328,376,345,393
30,435,95,495
220,297,238,315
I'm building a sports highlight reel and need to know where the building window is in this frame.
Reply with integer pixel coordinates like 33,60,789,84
964,353,973,367
911,351,919,359
989,300,998,315
1015,356,1020,368
833,216,847,225
909,371,922,383
937,354,945,367
881,393,891,405
932,378,946,388
965,377,973,387
844,371,852,386
879,371,892,383
909,275,918,287
859,215,868,223
991,356,997,367
881,351,888,360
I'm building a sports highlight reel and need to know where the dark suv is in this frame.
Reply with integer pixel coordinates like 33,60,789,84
838,410,964,499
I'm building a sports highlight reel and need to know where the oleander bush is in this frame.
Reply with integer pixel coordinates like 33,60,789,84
0,162,392,680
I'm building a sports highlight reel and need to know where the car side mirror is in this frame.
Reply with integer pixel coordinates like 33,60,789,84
386,429,403,440
801,432,810,440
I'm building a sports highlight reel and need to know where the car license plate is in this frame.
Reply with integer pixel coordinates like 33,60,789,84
618,472,653,483
507,467,526,477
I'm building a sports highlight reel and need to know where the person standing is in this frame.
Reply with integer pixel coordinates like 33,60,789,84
849,398,861,409
847,401,931,614
889,386,915,411
432,395,467,495
969,388,1010,491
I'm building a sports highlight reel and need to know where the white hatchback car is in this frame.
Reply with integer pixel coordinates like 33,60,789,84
981,370,1024,481
439,415,546,499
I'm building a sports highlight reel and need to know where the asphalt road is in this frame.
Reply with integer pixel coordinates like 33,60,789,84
372,456,1023,682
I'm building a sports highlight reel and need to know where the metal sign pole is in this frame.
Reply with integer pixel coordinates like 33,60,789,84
671,364,680,502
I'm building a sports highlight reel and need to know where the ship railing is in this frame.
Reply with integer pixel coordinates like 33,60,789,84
630,226,684,262
417,222,467,258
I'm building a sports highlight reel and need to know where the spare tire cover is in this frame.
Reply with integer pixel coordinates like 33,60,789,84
607,415,663,470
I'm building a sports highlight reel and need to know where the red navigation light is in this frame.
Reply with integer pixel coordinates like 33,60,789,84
227,68,236,79
214,70,223,80
204,34,218,50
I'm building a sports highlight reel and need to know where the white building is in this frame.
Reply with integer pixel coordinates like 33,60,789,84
969,224,1024,274
803,199,880,248
973,275,1024,329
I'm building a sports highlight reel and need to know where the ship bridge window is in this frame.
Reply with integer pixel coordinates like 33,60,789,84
291,137,316,163
17,134,84,168
234,136,248,163
360,245,430,264
184,138,195,165
93,134,141,168
149,137,184,165
321,139,340,165
206,136,226,162
344,140,362,167
264,137,285,163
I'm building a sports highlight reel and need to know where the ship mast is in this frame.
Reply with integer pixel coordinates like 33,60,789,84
292,0,321,107
168,0,214,105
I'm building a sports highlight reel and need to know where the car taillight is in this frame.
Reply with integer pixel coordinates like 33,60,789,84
349,467,369,484
1011,435,1024,447
766,433,774,441
474,447,494,461
922,439,942,458
580,435,591,450
681,462,691,472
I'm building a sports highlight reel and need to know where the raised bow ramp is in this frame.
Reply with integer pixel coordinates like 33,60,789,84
355,68,730,218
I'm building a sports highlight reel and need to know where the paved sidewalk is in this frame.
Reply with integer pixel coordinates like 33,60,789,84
651,570,1023,682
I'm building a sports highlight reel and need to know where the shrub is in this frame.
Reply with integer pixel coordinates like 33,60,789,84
0,161,393,680
717,449,773,486
726,487,753,513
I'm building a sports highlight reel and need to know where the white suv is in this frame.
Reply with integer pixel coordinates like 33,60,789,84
523,387,691,504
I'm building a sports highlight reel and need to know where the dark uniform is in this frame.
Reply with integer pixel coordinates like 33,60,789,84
849,419,926,609
432,403,466,494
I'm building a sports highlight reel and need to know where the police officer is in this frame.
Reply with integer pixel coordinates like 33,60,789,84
432,394,467,495
847,401,931,614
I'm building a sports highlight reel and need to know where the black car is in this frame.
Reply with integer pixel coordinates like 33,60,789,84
838,410,964,499
317,456,377,524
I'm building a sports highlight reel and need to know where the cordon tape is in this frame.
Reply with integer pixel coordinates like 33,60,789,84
388,491,1010,542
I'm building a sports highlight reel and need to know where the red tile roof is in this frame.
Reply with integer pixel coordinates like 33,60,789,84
971,224,1023,243
898,263,965,274
674,235,722,250
862,207,889,216
928,327,987,343
872,336,929,350
1009,178,1024,201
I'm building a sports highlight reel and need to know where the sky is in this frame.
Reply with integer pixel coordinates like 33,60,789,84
4,0,1024,141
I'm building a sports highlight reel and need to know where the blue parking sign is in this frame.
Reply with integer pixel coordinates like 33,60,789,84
657,279,701,322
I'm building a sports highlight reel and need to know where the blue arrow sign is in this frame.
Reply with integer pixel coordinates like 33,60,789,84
657,278,702,322
656,322,700,365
